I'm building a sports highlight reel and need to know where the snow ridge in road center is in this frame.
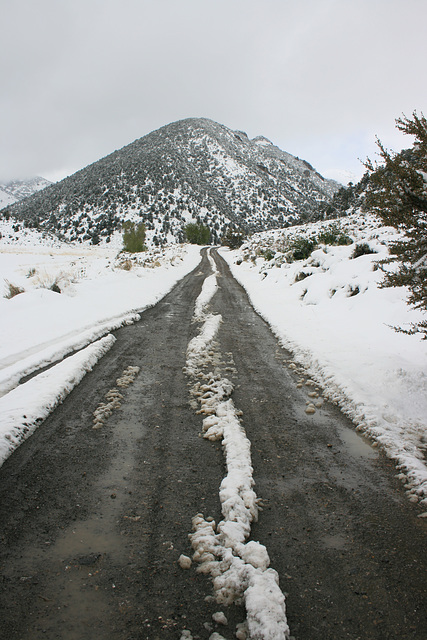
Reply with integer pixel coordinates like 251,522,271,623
183,250,290,640
193,274,219,322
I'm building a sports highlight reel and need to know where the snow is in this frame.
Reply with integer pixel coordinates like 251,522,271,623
0,189,16,209
184,256,290,640
193,273,218,321
0,237,201,465
0,335,115,463
220,212,427,508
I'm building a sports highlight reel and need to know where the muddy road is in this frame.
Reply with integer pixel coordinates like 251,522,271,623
0,248,425,640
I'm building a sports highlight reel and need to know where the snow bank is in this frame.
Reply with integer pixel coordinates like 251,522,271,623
220,213,427,507
0,335,115,465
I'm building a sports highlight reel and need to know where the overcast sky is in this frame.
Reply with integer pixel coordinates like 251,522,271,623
1,0,426,185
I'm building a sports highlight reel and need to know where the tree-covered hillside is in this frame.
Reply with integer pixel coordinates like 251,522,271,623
1,118,340,246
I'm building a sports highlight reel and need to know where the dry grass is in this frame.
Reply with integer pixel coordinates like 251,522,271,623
4,280,25,299
117,258,133,271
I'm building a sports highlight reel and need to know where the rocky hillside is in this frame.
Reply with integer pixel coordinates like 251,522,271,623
0,177,51,209
1,118,340,245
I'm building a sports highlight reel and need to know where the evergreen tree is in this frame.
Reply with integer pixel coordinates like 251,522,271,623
122,221,146,252
364,111,427,337
221,226,246,249
184,222,211,245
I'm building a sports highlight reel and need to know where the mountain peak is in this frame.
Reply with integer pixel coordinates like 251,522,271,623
1,118,339,246
252,135,274,147
0,177,51,209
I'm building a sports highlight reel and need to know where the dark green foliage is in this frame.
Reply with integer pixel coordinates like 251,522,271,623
122,221,146,253
261,248,275,261
364,111,427,337
288,236,317,261
317,224,352,246
184,222,211,245
221,226,246,249
319,172,371,218
351,243,377,259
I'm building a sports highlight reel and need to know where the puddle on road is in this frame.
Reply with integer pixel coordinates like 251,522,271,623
13,403,148,640
51,516,125,561
321,533,348,550
26,571,113,640
338,427,378,459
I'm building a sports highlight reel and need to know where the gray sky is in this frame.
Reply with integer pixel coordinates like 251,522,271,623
1,0,426,185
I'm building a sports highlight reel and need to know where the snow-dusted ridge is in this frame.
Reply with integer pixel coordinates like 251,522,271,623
183,251,290,640
2,118,339,248
0,176,51,209
220,213,427,509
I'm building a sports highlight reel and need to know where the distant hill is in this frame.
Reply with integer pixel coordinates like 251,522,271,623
1,118,340,245
0,177,52,209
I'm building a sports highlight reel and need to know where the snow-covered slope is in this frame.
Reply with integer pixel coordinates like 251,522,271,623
220,213,427,510
1,118,340,246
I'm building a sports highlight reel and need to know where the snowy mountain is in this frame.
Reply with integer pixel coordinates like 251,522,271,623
0,177,51,209
1,118,340,245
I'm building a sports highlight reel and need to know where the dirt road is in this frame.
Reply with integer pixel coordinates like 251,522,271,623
0,248,425,640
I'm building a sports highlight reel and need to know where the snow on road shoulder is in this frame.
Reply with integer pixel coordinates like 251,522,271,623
0,335,116,466
0,241,202,465
0,311,139,398
0,243,201,370
220,213,427,508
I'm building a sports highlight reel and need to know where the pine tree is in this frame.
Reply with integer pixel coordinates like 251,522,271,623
364,112,427,337
184,222,211,245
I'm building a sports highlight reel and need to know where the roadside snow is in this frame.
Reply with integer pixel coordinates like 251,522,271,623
0,240,201,466
220,213,427,507
0,335,115,464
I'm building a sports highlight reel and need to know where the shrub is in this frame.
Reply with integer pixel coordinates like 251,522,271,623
118,259,133,271
50,282,61,293
288,236,317,261
351,243,377,259
295,271,310,282
260,248,275,261
4,280,25,299
221,227,246,249
122,221,146,253
34,271,69,292
317,224,352,246
348,285,360,297
184,223,211,245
